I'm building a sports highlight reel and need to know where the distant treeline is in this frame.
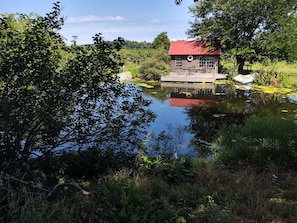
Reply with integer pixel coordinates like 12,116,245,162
82,39,153,49
122,39,153,49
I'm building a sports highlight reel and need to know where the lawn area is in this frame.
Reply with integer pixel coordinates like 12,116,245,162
251,61,297,87
221,60,297,88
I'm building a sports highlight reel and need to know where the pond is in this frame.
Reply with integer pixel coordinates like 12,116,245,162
138,82,297,157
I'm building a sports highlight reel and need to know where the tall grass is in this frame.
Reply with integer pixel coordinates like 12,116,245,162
124,64,139,78
221,60,297,88
214,115,297,168
3,163,297,222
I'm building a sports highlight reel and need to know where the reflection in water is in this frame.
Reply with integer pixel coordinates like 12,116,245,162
162,82,218,108
141,82,297,157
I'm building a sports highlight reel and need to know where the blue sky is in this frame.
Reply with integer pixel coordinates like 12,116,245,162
1,0,195,45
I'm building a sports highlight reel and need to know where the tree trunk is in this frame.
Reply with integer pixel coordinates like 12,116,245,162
236,55,245,72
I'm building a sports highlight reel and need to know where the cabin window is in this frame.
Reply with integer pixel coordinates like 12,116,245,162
175,56,182,68
199,56,214,68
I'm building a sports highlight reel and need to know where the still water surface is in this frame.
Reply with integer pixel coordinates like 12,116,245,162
139,82,297,155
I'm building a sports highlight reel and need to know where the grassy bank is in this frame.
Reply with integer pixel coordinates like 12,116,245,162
7,162,297,222
220,60,297,88
250,61,297,88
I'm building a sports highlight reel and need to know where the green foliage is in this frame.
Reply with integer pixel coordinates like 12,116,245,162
119,32,170,80
138,49,170,80
122,39,153,49
138,60,169,80
186,104,247,158
175,0,184,5
2,1,297,222
139,154,196,184
0,4,68,164
214,115,297,168
59,148,135,180
0,2,155,172
187,0,297,65
0,6,156,221
152,32,170,50
124,64,139,78
254,66,286,87
221,56,239,79
24,147,137,184
249,60,297,88
2,160,297,222
119,48,154,65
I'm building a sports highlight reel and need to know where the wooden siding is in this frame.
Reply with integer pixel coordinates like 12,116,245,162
170,55,220,74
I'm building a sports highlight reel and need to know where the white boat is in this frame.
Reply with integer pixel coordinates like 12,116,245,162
233,73,259,84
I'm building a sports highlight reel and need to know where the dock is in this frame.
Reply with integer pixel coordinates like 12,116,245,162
161,72,227,83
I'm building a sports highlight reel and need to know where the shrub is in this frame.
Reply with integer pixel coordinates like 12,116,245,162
24,147,137,188
214,115,297,168
254,67,287,87
138,49,170,80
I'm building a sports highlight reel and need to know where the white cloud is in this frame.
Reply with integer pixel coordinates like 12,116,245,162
66,15,125,23
60,15,189,45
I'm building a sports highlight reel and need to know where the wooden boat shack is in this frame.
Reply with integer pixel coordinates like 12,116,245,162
161,40,227,83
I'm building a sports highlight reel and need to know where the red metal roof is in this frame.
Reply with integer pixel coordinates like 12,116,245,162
168,40,221,56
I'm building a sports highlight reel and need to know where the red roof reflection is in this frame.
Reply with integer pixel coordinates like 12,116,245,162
168,98,217,108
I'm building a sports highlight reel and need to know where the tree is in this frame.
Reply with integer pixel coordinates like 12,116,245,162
0,2,155,171
175,0,198,5
138,49,170,80
122,39,153,49
152,32,170,50
186,0,297,71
